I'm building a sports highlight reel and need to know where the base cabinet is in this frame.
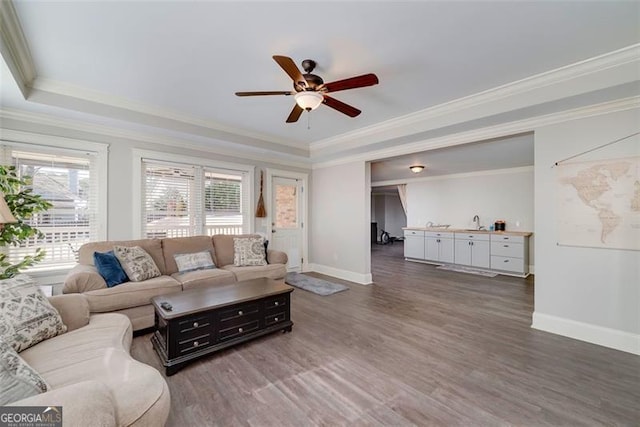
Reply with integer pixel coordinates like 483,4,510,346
453,233,490,269
426,232,454,263
404,230,425,259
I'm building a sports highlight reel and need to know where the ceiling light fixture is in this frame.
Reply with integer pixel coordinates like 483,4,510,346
294,91,324,111
409,165,425,173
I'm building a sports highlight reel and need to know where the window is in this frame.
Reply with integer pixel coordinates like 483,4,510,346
141,158,251,238
0,144,104,269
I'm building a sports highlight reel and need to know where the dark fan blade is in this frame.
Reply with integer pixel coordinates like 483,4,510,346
322,73,379,93
235,91,292,96
322,95,361,117
286,104,304,123
273,55,307,88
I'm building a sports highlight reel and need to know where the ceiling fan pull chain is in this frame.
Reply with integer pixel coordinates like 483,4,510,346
307,111,311,130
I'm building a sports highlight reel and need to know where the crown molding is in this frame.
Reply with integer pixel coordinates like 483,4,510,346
0,108,312,170
310,43,640,155
29,77,306,153
0,0,36,97
312,96,640,170
372,166,534,187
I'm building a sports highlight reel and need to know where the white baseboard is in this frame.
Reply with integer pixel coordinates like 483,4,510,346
528,265,535,275
307,263,373,285
532,312,640,355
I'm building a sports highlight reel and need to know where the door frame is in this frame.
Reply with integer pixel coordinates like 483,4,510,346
265,168,309,272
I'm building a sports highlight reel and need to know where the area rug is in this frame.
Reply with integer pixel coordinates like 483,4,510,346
285,273,349,296
436,264,498,277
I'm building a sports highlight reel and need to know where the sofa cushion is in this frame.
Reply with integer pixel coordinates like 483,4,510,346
212,234,262,267
221,264,287,282
233,236,267,266
84,276,182,313
94,251,129,287
0,275,67,352
162,235,216,275
114,246,162,282
171,268,235,290
0,337,49,405
78,239,167,274
174,251,216,273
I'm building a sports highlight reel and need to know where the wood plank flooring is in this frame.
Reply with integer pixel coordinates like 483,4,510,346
131,243,640,426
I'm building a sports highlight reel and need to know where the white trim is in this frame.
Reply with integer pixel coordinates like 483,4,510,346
372,166,534,187
0,0,36,97
265,168,309,273
0,129,109,241
532,312,640,355
313,97,640,170
311,43,640,153
0,109,312,170
30,77,302,149
308,263,373,285
131,149,255,239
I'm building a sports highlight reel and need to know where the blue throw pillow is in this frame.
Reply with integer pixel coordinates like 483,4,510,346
94,250,129,288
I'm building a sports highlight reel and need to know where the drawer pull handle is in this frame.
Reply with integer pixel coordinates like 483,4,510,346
238,310,243,315
504,260,509,263
503,245,509,248
274,302,279,306
504,237,509,240
193,341,199,347
238,327,243,333
275,317,279,322
193,322,199,328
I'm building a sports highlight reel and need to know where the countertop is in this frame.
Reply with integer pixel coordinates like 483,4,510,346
403,227,533,237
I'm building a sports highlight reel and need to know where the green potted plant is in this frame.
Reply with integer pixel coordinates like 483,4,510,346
0,165,52,279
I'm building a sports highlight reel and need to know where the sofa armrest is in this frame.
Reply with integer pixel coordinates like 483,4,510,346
63,264,107,294
10,380,117,427
48,294,90,332
267,249,288,265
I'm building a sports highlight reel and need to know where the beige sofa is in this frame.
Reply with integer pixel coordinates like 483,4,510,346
64,234,288,331
10,294,170,427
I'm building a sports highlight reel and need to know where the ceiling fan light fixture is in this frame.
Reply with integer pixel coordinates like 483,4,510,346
409,165,425,173
294,91,324,111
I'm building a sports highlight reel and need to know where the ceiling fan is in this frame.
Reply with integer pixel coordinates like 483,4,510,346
235,55,379,123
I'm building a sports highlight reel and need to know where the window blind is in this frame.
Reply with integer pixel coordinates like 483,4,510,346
0,146,100,268
142,160,249,238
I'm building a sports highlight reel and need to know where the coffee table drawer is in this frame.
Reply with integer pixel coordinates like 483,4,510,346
264,295,288,310
219,303,260,329
178,333,212,354
177,314,211,340
265,311,287,326
219,320,260,342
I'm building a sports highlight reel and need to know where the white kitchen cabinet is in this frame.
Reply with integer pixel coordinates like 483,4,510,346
454,232,490,269
404,229,425,259
426,231,454,263
490,234,529,275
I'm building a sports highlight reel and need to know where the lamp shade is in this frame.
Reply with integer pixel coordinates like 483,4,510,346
294,91,324,111
0,194,17,224
409,165,425,173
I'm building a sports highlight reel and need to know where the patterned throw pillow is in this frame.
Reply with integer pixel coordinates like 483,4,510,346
174,251,216,273
113,246,161,282
0,337,49,405
233,237,267,267
0,275,67,352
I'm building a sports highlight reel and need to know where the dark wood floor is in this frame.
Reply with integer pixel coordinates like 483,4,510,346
131,243,640,426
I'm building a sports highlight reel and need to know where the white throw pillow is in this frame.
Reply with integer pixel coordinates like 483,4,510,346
0,275,67,352
0,337,49,405
174,251,216,273
113,245,161,282
233,237,267,267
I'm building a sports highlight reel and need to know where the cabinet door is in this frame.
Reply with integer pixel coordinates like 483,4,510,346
425,237,439,261
471,240,490,268
439,238,455,263
454,239,472,266
404,235,425,259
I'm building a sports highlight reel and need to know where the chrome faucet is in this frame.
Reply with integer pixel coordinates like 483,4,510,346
473,215,480,230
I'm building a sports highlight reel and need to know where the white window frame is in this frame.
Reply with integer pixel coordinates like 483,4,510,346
0,129,109,273
132,149,255,238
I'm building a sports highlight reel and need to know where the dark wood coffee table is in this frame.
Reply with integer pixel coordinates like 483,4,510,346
150,277,293,375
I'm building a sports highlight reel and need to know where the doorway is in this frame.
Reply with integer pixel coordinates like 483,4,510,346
266,169,309,273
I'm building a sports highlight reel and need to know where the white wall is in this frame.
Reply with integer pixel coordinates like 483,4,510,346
310,161,372,284
406,167,534,231
383,194,406,238
533,108,640,355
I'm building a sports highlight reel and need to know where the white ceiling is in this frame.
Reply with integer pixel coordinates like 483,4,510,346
3,0,639,150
